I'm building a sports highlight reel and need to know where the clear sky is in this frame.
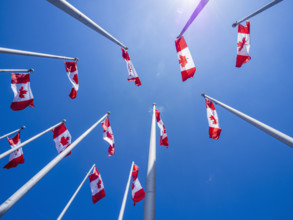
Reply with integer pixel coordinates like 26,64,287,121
1,0,293,219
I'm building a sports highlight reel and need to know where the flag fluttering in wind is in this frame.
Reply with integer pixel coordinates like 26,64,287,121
236,21,251,68
177,0,209,39
121,48,142,86
64,61,79,99
132,164,145,205
205,99,222,139
155,109,169,148
175,37,196,82
101,117,115,156
89,167,105,204
10,73,34,111
3,132,24,169
52,123,72,156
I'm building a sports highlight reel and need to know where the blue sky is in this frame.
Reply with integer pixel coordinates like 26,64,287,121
1,0,293,219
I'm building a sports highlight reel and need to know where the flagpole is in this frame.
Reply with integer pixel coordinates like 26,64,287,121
143,103,156,220
0,112,109,217
0,126,26,140
0,69,34,73
57,164,96,220
47,0,128,50
232,0,283,27
177,0,209,39
0,120,66,160
0,47,78,61
118,161,134,220
202,93,293,148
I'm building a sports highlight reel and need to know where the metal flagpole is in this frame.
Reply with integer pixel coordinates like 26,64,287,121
177,0,209,39
0,47,78,61
0,112,109,217
232,0,283,27
0,69,34,73
202,93,293,148
118,161,134,220
143,103,156,220
0,126,26,140
57,164,96,220
47,0,128,50
0,120,66,160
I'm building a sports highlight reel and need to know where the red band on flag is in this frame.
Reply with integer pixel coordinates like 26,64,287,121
11,73,30,84
52,123,67,139
175,37,188,52
209,127,222,140
10,99,35,111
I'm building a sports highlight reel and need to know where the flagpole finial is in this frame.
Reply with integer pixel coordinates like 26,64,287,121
74,58,79,61
107,111,110,115
153,103,156,106
232,22,237,28
62,119,66,123
201,93,206,97
29,69,34,72
20,126,26,130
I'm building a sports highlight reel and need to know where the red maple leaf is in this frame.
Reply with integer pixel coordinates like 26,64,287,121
179,55,188,68
237,37,247,52
60,136,70,146
97,179,102,189
127,63,133,73
18,86,27,99
209,115,218,125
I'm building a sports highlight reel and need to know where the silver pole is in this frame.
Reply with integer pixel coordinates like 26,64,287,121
232,0,283,27
0,47,78,61
0,69,34,73
57,164,96,220
143,103,156,220
202,93,293,148
0,126,26,140
47,0,128,50
118,161,134,220
0,120,66,160
0,112,109,217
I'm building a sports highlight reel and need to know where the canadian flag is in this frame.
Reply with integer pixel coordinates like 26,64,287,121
101,117,115,157
10,73,34,111
236,21,251,68
205,99,222,140
89,167,105,204
132,164,145,205
175,36,196,82
52,123,72,156
121,48,142,86
65,61,79,99
155,110,169,148
3,132,24,169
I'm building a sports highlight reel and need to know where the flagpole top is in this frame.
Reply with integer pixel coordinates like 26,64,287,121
153,103,156,106
20,126,26,130
107,111,110,115
29,69,34,72
232,22,238,28
201,93,206,97
74,58,79,61
62,119,66,123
